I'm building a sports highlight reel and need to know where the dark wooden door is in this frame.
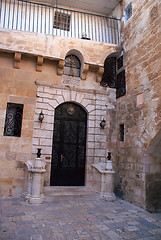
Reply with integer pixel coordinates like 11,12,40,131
50,102,87,186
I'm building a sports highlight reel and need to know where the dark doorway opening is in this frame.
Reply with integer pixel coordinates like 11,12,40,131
50,102,87,186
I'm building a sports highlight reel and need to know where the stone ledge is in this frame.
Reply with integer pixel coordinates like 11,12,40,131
35,80,116,96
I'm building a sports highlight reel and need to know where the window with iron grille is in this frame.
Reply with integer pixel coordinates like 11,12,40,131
117,55,123,70
116,70,126,98
53,11,71,31
100,57,116,88
124,2,132,22
63,55,81,77
4,103,23,137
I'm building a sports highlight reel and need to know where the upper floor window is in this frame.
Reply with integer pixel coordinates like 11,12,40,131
124,2,132,22
100,55,126,99
4,103,23,137
53,11,71,31
63,55,81,77
116,70,126,98
117,55,123,70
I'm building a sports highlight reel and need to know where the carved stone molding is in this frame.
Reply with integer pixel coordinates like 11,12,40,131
14,52,21,69
96,66,104,83
36,56,44,72
81,63,89,80
57,60,65,76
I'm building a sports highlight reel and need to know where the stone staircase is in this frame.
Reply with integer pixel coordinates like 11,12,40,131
44,186,99,201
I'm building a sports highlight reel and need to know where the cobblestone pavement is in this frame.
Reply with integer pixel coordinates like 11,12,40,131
0,196,161,240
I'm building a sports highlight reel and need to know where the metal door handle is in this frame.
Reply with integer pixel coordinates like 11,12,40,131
61,154,64,162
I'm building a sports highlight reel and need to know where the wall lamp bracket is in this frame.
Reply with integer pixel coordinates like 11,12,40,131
100,119,106,129
39,110,44,123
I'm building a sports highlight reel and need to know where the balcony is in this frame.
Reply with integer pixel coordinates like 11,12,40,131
0,0,120,44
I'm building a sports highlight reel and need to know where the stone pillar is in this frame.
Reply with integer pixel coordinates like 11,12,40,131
29,157,46,204
23,151,46,204
92,155,116,201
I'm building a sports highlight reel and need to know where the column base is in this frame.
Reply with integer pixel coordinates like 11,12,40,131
28,194,45,204
101,192,116,201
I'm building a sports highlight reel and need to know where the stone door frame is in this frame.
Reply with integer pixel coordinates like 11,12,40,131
32,81,115,188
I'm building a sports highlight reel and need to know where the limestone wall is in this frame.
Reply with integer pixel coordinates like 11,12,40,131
0,29,118,66
115,0,161,209
0,31,117,196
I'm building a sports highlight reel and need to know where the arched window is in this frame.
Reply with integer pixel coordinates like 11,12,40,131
63,55,81,77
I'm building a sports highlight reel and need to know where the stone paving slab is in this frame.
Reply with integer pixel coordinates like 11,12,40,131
0,196,161,240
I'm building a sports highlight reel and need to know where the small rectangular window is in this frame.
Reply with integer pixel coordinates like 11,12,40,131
4,103,23,137
53,11,71,31
124,2,132,22
119,124,124,141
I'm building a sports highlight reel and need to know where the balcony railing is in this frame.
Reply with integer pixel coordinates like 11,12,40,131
0,0,120,44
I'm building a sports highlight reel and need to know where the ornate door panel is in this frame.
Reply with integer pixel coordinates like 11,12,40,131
50,102,87,186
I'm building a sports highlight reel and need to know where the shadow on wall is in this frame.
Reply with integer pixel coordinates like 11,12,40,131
145,129,161,212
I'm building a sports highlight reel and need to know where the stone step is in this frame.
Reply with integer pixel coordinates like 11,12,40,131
44,186,92,195
44,186,99,201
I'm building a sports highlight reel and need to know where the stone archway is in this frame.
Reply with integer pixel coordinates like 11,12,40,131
145,129,161,212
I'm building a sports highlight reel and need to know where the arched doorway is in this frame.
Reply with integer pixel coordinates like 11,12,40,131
50,102,87,186
146,129,161,212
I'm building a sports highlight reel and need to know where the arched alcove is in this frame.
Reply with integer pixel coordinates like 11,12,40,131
62,49,84,86
65,49,84,75
145,129,161,212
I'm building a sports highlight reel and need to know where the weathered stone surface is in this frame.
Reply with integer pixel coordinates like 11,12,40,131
114,0,161,210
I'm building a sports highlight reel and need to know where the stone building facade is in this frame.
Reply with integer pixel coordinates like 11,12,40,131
0,0,160,212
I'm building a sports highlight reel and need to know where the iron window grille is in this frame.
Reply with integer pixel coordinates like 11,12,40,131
53,11,71,31
124,2,132,22
4,103,24,137
100,57,116,88
117,55,123,70
100,55,126,99
63,55,81,77
116,70,126,98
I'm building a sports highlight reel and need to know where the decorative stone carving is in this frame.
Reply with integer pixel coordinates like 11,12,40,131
36,56,44,72
96,66,104,83
81,63,89,80
14,52,21,69
23,155,46,204
92,158,116,201
57,60,65,76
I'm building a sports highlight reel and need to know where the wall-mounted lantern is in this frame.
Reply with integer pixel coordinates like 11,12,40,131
100,119,106,129
107,152,111,160
39,110,44,123
37,148,41,158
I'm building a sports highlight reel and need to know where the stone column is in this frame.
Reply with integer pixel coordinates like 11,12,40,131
92,153,116,201
29,157,46,204
23,150,46,204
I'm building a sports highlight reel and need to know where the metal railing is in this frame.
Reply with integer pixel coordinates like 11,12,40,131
0,0,120,44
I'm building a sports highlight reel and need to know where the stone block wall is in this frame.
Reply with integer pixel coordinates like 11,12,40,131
114,0,161,209
33,81,116,187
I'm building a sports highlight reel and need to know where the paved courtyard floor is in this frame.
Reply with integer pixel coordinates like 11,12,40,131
0,195,161,240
